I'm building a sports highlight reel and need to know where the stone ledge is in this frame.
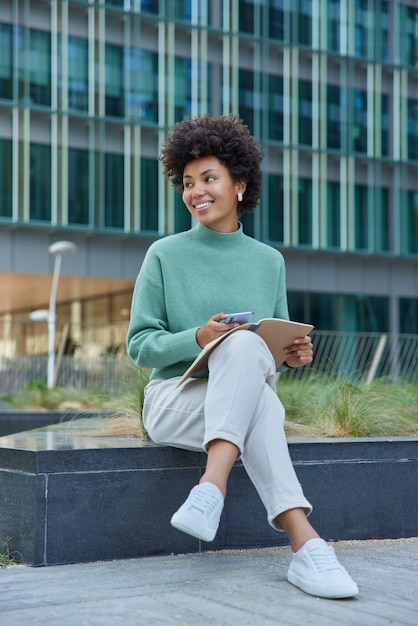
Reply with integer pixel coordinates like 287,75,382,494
0,427,417,567
0,410,99,437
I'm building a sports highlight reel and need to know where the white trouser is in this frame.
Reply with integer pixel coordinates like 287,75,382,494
142,330,312,529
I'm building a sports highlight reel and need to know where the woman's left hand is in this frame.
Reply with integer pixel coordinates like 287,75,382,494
284,336,313,368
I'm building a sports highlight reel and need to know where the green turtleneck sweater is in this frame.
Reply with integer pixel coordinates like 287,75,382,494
126,222,289,380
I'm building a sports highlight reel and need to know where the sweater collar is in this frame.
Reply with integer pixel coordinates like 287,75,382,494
192,221,244,245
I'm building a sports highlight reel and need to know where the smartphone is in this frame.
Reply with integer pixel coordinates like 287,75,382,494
223,311,254,324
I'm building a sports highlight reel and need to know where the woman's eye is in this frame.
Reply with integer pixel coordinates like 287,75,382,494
206,176,215,182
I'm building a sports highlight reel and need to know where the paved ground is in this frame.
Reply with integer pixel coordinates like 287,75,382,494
1,538,417,625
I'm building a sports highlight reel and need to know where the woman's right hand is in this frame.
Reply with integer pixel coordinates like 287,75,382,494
196,313,239,348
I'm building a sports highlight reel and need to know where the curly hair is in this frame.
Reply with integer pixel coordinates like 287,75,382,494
160,114,264,215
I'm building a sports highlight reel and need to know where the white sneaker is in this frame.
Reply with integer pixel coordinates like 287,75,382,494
170,482,224,542
287,538,359,599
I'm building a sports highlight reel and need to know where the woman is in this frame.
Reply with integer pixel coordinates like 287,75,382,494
127,114,358,599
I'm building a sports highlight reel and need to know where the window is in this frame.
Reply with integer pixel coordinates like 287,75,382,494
327,85,341,150
65,37,88,112
399,298,418,334
0,139,12,218
174,0,192,21
297,0,312,47
354,184,368,250
126,49,158,122
406,191,418,254
355,0,369,58
18,28,51,106
174,192,191,233
381,93,389,157
141,158,158,231
141,0,159,14
353,89,367,154
30,144,51,221
401,5,418,68
239,211,254,237
269,0,285,41
298,178,312,245
239,69,254,133
267,74,284,141
68,149,89,225
173,57,211,122
267,174,284,242
298,80,312,146
287,292,389,332
105,44,124,118
327,0,340,52
0,23,12,99
174,57,192,122
327,182,340,248
105,153,124,228
239,0,255,34
407,99,418,161
378,1,389,62
375,188,389,252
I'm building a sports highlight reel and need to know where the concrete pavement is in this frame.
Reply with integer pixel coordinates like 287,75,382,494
1,538,417,625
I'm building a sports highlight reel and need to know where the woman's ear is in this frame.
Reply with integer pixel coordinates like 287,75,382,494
236,180,247,195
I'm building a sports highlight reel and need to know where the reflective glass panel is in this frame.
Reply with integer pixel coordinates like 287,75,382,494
174,57,191,122
298,178,312,245
0,23,12,99
68,149,89,225
18,28,51,106
298,80,312,146
66,36,88,112
105,44,124,118
125,48,158,122
0,139,12,218
268,0,285,41
239,0,255,34
327,85,341,150
327,0,340,52
141,158,158,232
239,69,254,133
267,174,284,242
267,74,284,141
327,182,340,248
399,298,418,333
407,99,418,160
30,144,51,221
174,192,191,233
353,89,367,154
407,191,418,254
105,153,124,228
354,184,368,250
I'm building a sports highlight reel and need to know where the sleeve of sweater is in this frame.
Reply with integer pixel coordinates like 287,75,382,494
273,255,290,321
126,247,201,370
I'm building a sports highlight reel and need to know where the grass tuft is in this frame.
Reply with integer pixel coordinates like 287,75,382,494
278,374,418,438
0,537,19,568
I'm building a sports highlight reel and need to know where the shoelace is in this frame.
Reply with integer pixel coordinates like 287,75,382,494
305,545,343,573
188,487,221,515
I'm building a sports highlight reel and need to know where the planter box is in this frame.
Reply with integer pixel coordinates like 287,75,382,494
0,424,417,566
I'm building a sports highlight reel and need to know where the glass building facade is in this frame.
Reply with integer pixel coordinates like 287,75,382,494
0,0,417,337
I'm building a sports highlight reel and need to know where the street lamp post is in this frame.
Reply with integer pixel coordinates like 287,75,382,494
45,241,77,388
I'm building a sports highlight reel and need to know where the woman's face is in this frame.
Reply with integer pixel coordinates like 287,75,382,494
182,156,246,233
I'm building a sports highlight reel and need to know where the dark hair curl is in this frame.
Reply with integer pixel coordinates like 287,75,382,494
160,114,263,215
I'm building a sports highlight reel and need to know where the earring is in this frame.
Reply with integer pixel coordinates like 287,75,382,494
237,192,243,202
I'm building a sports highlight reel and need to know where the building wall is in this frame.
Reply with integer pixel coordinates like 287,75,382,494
0,0,417,341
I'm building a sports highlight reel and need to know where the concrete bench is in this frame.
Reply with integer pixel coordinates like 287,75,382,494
0,426,417,566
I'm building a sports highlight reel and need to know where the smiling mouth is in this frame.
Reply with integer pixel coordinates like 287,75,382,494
194,201,213,211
